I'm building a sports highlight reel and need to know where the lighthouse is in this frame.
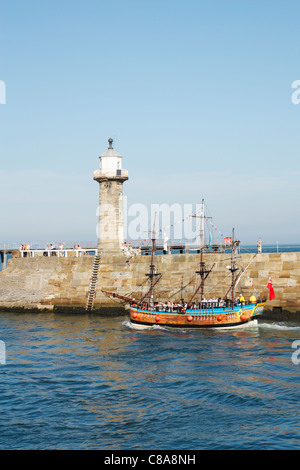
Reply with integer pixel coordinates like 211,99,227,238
94,138,128,255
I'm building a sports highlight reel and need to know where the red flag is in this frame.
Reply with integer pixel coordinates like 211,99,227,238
267,278,275,300
224,237,232,244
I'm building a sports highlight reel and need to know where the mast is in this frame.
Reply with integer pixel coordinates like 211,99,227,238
199,198,205,249
103,215,162,307
139,213,161,305
228,228,239,304
147,213,157,293
195,248,213,301
189,200,215,304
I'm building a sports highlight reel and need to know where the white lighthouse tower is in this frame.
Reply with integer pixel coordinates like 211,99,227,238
93,138,128,255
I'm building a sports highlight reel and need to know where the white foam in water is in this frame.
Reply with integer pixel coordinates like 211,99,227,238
216,319,259,330
257,322,300,331
122,320,166,331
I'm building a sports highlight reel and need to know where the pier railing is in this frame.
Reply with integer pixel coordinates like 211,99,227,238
0,242,98,252
0,240,300,254
19,248,98,258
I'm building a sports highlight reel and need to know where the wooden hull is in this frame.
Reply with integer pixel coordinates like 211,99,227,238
129,302,266,329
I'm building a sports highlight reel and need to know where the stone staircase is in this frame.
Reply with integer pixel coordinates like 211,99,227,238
85,254,101,311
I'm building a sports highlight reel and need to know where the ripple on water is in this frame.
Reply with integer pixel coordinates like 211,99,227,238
1,314,300,449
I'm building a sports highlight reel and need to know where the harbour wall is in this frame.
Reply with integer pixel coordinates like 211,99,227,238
0,251,300,319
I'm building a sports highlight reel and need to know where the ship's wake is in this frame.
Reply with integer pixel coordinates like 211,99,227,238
257,321,300,331
122,320,166,331
123,319,300,332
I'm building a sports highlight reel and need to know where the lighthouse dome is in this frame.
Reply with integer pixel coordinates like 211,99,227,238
100,138,122,172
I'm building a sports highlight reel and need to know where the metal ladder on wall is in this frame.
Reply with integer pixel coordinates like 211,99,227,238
85,254,101,312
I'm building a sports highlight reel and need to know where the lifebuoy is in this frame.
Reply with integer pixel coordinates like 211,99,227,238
155,315,160,322
217,315,223,322
187,315,193,322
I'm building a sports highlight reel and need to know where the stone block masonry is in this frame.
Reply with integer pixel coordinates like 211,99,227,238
0,252,300,317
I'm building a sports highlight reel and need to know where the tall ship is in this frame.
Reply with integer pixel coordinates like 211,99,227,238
102,200,266,329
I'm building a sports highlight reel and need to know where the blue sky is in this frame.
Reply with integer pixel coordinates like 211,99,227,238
0,0,299,244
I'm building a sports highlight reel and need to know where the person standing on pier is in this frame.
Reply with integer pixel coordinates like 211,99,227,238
257,237,262,253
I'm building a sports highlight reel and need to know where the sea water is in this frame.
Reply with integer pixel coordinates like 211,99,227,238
0,312,300,450
0,253,12,272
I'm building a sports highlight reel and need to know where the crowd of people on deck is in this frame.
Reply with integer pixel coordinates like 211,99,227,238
132,293,259,313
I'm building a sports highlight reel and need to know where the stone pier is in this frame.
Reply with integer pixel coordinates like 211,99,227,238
0,251,299,319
